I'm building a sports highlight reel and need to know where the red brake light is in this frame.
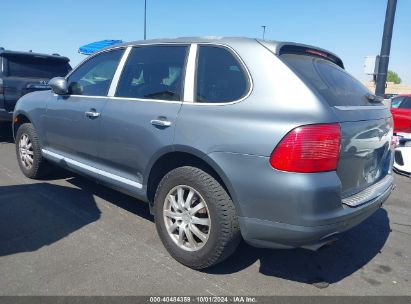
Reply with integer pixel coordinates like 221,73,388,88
270,124,341,173
306,49,328,58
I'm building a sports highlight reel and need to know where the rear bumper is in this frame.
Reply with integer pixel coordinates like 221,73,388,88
0,109,13,122
239,183,393,249
208,152,395,250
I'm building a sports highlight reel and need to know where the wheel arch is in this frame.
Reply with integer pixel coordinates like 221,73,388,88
12,111,33,141
145,146,238,211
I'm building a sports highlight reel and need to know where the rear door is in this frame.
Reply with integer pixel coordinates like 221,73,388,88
391,96,411,133
281,52,393,197
1,54,70,111
96,45,188,189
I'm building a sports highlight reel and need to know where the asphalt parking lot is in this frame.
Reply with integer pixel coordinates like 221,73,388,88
0,124,410,296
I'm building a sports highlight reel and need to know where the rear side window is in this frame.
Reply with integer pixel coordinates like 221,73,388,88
5,55,71,78
115,45,188,101
195,46,248,103
67,49,124,96
281,54,371,107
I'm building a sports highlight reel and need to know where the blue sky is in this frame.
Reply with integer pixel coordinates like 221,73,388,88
1,0,410,84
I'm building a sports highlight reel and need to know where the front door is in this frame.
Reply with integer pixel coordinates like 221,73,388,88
44,48,125,166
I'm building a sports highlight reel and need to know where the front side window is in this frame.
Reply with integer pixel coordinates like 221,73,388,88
67,49,124,96
399,97,411,109
391,96,405,108
115,45,188,101
195,46,248,103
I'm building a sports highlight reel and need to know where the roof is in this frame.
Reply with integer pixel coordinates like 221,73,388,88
0,48,69,62
101,36,343,67
110,36,335,54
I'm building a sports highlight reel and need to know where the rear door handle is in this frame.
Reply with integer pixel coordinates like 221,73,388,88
150,118,172,127
85,110,100,118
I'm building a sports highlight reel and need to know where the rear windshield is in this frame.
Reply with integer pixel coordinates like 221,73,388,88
5,55,71,78
281,54,371,107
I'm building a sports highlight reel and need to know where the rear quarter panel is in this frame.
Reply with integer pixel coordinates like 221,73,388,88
174,40,338,158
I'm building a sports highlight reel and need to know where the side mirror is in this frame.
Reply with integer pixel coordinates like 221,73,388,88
49,77,68,95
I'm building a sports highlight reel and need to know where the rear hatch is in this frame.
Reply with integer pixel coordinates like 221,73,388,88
1,53,71,112
278,46,393,198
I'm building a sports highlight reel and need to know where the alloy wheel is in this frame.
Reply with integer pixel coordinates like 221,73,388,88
163,185,211,251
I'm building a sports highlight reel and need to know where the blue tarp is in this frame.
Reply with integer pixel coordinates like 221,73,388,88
78,40,123,55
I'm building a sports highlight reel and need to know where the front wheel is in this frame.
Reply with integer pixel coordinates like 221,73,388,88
15,123,51,179
154,166,241,269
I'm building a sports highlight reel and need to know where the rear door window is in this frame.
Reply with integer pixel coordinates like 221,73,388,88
281,54,371,107
6,55,71,78
195,46,248,103
115,45,188,101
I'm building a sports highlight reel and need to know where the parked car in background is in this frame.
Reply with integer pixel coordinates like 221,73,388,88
393,132,411,177
0,48,71,122
12,37,395,269
384,93,398,99
391,94,411,133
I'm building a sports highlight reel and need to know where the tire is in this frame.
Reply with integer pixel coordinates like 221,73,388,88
15,123,51,179
154,166,241,269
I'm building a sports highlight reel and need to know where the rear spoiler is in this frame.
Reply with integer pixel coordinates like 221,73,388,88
257,40,344,69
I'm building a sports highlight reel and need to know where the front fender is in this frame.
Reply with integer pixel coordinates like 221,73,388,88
12,90,51,142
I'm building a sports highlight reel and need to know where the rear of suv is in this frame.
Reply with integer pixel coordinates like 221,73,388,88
0,48,71,122
12,38,395,269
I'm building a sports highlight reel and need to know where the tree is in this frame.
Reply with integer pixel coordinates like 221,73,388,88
387,70,402,84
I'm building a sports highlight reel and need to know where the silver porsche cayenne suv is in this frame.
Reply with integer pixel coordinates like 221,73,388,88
13,37,395,269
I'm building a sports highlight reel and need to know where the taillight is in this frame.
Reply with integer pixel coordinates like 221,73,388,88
270,124,341,173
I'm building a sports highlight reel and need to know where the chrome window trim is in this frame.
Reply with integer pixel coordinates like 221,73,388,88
63,42,253,106
186,42,253,106
65,45,128,80
335,105,388,111
108,96,182,104
42,149,143,189
53,94,106,99
183,44,198,102
53,94,183,104
108,46,132,97
111,43,189,102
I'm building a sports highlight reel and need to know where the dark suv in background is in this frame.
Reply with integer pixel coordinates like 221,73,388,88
0,48,71,122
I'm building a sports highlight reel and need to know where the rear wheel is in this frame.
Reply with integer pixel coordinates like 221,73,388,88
154,166,241,269
15,123,51,179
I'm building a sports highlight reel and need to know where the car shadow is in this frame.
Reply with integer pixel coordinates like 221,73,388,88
0,175,153,258
0,122,14,143
0,182,101,257
206,208,390,286
0,169,390,286
66,176,154,222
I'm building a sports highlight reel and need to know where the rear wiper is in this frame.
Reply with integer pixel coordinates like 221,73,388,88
365,93,384,103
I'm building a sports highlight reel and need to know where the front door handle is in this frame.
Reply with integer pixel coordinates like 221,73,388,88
85,110,100,118
150,118,172,127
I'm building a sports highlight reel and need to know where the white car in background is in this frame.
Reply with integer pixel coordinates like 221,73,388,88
393,133,411,177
